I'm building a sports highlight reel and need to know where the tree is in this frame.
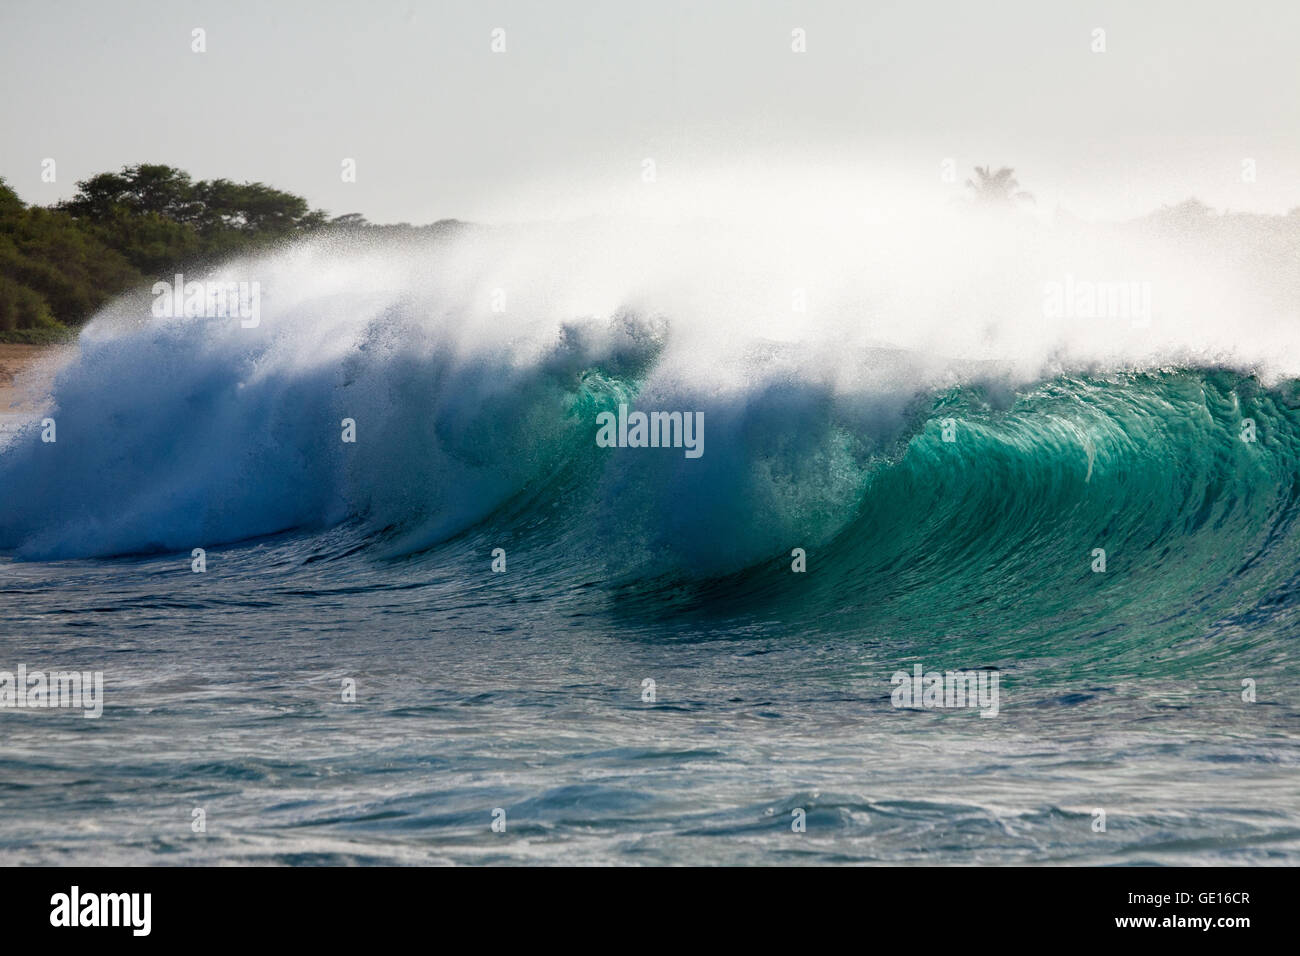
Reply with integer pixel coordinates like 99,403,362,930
58,164,328,275
193,178,325,236
965,166,1034,207
61,164,201,223
0,177,143,332
330,213,370,228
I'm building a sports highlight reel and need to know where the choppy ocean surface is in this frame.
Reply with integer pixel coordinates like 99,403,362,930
2,226,1299,864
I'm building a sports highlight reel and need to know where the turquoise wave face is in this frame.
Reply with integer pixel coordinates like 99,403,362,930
621,368,1300,680
3,324,1299,683
402,366,1300,686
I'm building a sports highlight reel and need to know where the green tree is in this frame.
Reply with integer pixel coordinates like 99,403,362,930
59,164,328,274
0,177,143,332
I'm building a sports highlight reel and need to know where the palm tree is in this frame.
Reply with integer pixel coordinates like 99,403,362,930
965,166,1034,207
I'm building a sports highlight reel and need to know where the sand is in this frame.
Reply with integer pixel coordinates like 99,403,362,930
0,343,68,413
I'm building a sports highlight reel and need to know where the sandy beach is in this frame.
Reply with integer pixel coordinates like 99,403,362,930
0,342,63,412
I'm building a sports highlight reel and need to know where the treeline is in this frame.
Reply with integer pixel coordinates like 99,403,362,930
0,164,462,340
5,163,1299,343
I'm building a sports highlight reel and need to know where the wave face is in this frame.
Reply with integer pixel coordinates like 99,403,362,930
724,368,1300,677
3,220,1300,655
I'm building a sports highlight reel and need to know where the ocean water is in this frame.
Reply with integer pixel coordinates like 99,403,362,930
2,219,1299,865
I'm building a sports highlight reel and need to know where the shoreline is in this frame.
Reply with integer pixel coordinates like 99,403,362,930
0,342,66,414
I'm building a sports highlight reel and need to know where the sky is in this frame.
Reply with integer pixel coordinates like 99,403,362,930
2,0,1299,224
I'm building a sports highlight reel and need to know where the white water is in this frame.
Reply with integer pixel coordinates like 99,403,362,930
1,204,1295,559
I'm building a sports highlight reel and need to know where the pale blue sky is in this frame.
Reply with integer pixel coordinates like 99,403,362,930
2,0,1298,222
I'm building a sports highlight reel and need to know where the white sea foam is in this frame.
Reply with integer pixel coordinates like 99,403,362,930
0,203,1294,559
